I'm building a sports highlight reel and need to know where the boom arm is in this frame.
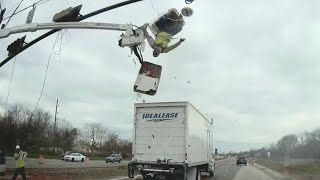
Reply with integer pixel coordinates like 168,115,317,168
0,21,145,52
0,22,131,39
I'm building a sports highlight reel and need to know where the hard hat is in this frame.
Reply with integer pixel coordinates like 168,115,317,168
16,145,20,149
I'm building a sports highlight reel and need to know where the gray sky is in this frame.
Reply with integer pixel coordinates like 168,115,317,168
1,0,320,153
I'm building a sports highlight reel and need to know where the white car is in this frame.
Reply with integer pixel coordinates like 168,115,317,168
64,153,86,162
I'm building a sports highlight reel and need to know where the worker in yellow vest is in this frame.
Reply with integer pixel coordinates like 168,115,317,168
143,8,186,57
12,145,27,180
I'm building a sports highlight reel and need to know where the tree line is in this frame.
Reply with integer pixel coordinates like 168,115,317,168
237,128,320,160
0,104,132,158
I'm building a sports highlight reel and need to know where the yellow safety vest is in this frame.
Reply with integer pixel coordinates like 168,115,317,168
154,32,172,50
16,153,25,168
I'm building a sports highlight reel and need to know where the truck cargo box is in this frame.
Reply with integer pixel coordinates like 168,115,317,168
133,102,213,166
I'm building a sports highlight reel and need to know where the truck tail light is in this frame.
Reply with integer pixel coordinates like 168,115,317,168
185,154,188,161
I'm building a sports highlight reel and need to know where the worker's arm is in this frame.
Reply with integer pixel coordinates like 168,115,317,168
14,153,19,160
163,38,185,53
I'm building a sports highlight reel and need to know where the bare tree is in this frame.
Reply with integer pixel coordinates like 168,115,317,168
80,122,108,153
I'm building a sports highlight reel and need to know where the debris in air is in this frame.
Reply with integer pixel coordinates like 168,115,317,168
185,0,195,4
181,7,194,17
134,61,162,96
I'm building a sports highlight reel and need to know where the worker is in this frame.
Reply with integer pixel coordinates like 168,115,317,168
12,145,27,180
142,8,186,57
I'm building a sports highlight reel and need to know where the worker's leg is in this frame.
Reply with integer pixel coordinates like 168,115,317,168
11,168,19,180
20,167,27,180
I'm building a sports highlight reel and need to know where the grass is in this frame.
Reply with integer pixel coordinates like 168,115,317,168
256,159,320,175
256,159,284,173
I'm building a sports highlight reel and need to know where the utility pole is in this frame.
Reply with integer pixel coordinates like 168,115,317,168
54,98,59,147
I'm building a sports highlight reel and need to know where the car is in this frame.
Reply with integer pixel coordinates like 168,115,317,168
236,156,247,165
64,153,86,162
60,151,73,160
106,154,122,163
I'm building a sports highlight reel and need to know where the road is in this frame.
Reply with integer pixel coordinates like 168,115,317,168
5,157,130,169
3,158,276,179
107,158,275,180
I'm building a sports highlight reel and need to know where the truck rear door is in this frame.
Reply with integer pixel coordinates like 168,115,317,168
134,105,186,163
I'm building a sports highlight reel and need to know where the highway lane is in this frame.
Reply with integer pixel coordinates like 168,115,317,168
108,158,275,180
5,157,130,169
108,158,241,180
202,158,241,180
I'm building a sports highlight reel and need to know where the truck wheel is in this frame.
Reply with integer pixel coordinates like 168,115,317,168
81,158,84,162
128,164,134,178
72,158,74,162
196,168,201,180
209,171,214,177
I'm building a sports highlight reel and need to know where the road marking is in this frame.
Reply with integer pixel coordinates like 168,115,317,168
109,177,128,180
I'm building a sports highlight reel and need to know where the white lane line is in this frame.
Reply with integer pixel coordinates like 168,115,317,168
109,177,128,180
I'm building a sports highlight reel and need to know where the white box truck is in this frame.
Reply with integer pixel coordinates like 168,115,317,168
128,102,215,180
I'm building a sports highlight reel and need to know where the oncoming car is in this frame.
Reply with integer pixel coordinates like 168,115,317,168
64,153,86,162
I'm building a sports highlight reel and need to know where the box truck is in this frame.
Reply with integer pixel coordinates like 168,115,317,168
128,102,215,180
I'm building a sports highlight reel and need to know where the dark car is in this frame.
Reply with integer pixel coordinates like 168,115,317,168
60,151,73,160
236,156,247,165
106,154,122,163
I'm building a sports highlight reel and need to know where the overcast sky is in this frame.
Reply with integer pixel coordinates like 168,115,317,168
1,0,320,153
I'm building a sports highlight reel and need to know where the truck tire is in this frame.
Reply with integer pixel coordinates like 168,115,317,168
209,171,214,177
128,163,134,178
196,168,201,180
72,158,74,162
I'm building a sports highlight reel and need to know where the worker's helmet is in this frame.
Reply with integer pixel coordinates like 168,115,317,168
16,145,20,150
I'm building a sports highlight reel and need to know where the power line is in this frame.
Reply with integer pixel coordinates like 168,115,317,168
4,0,24,28
3,0,52,21
5,57,17,111
150,0,160,15
4,1,21,17
32,31,61,113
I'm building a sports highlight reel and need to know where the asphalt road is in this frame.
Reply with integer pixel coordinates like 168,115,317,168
105,158,275,180
5,157,130,169
202,158,241,180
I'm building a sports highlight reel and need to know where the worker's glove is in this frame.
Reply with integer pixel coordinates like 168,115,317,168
179,38,186,42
